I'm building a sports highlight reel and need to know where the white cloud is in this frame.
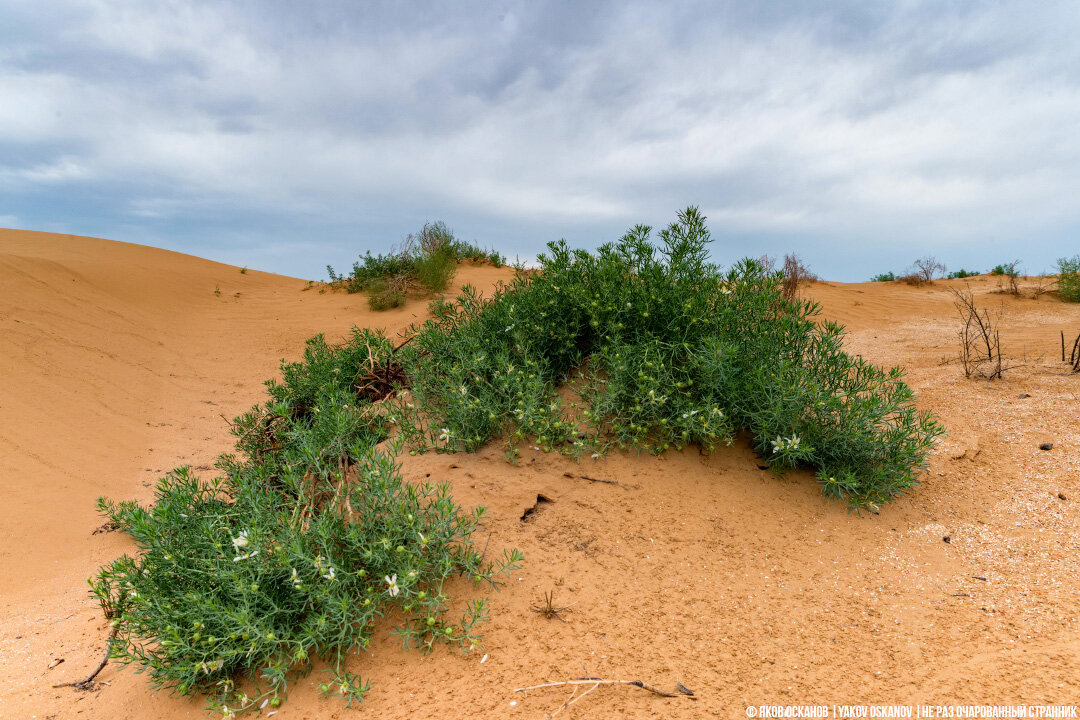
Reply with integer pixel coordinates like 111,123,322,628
1,1,1079,279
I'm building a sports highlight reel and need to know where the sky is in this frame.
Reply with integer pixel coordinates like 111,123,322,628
2,0,1079,281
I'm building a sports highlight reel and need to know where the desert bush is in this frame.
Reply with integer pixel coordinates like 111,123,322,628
781,253,816,300
367,275,408,310
871,271,896,282
1057,255,1080,303
327,222,503,305
899,273,927,287
92,329,520,714
911,257,946,284
387,208,942,510
990,260,1021,295
1030,273,1055,299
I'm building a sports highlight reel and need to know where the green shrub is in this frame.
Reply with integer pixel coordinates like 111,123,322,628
990,262,1016,276
92,329,520,714
327,222,505,307
1057,255,1080,302
367,280,407,310
414,245,457,294
948,268,980,279
342,253,416,294
389,208,943,509
871,271,895,282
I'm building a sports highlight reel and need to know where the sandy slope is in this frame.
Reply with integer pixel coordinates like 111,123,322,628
2,230,1079,719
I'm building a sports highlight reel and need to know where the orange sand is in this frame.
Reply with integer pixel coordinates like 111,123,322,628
2,229,1078,719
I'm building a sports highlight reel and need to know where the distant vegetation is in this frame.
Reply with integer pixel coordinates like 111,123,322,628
947,268,980,279
870,271,896,282
326,221,505,310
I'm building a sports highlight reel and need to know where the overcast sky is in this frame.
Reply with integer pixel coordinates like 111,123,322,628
2,1,1079,281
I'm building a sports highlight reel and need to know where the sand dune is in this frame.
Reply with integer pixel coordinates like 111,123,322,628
2,230,1079,718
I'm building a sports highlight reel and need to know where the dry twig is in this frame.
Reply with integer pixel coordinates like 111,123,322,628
515,676,695,717
53,624,118,691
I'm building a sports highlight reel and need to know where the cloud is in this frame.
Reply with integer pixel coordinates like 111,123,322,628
1,1,1079,280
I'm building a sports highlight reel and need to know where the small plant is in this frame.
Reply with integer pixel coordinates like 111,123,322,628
1056,255,1080,303
911,257,946,284
781,253,815,300
530,590,573,621
951,288,1008,379
947,268,980,279
240,266,248,275
870,271,896,282
428,296,453,318
214,285,221,297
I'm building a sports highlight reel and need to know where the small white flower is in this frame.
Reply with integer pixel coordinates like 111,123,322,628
322,566,336,581
459,386,468,395
771,436,783,453
233,550,259,562
591,452,600,460
385,574,400,597
505,324,515,332
232,531,250,550
437,427,452,442
290,567,301,587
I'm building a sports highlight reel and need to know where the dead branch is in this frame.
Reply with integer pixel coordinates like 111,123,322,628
1066,329,1080,372
53,624,118,691
516,677,691,699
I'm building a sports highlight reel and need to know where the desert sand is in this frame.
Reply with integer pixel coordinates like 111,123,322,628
2,229,1079,719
